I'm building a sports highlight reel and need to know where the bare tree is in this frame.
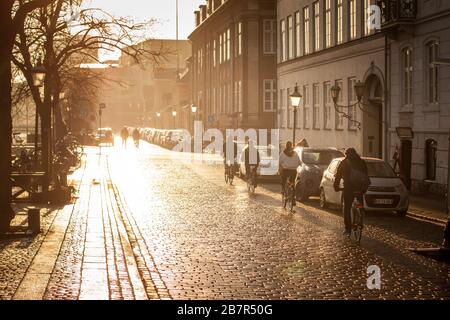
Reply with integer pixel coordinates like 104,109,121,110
11,0,165,205
0,0,59,233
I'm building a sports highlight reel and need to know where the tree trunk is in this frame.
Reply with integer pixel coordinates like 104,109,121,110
0,40,15,233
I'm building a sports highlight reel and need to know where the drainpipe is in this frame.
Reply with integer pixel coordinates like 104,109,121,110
384,35,390,162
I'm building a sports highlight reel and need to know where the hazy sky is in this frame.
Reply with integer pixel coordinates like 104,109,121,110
86,0,205,39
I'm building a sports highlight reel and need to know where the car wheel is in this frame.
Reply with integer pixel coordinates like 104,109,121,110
319,188,329,209
397,209,408,217
295,182,308,202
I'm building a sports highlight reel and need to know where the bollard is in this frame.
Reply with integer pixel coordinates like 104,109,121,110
28,208,41,235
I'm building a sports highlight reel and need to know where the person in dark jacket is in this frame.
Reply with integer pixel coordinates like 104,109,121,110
243,139,261,187
334,148,368,236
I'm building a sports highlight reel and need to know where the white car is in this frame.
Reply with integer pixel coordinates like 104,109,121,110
319,157,409,216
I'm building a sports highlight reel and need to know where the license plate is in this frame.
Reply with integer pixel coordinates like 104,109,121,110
374,199,394,205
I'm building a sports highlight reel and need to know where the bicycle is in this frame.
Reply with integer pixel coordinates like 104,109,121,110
247,165,257,194
350,192,365,243
282,180,296,212
224,161,235,185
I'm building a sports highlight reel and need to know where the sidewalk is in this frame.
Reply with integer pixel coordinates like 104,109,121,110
408,194,448,225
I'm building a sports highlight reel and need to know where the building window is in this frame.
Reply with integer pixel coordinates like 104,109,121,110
335,79,344,129
324,82,331,129
236,22,242,56
264,20,276,54
219,34,223,64
402,48,413,107
264,80,277,112
213,39,217,67
303,7,310,55
295,11,301,57
348,77,357,129
303,85,310,129
313,1,320,52
427,41,439,104
280,19,287,61
337,0,343,44
313,83,320,129
287,15,294,60
349,0,357,40
279,89,285,128
425,139,437,181
226,28,231,61
325,0,332,48
364,0,373,36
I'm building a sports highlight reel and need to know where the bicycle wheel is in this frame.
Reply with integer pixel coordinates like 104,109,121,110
224,170,229,184
289,189,295,212
228,171,234,185
350,207,363,243
247,176,255,193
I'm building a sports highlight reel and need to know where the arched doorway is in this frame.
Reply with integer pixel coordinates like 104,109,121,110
362,74,383,158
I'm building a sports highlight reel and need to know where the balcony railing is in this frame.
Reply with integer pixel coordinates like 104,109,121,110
378,0,417,29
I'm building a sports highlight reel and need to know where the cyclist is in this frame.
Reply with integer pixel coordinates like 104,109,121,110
120,126,129,148
222,135,238,174
132,128,140,148
279,141,301,195
242,139,261,188
333,148,369,236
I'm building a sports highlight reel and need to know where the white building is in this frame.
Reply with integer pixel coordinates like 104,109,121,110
277,0,449,195
277,0,386,159
383,0,450,195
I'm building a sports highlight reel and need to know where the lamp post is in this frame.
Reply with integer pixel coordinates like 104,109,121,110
99,103,106,158
289,84,302,145
172,110,177,129
31,59,47,168
191,105,198,133
156,112,161,129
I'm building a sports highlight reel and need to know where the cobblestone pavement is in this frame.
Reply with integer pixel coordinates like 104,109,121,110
0,163,84,300
106,141,449,300
5,140,450,300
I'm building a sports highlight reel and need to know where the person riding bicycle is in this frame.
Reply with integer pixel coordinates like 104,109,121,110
132,128,140,148
222,135,238,172
279,141,301,195
242,139,261,188
333,148,369,236
121,126,129,148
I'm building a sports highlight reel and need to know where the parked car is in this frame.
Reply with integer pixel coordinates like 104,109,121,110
238,145,279,179
96,128,114,146
319,157,409,216
294,147,345,201
166,130,185,149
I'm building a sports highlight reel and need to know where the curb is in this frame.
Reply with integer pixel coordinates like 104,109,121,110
407,210,447,225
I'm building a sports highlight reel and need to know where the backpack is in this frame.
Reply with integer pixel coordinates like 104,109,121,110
349,167,370,193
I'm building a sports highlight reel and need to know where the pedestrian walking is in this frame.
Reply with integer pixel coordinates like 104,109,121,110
121,126,129,148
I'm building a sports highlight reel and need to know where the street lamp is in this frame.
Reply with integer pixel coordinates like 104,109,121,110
31,59,47,168
289,83,302,145
172,110,177,129
331,81,365,129
31,59,46,88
